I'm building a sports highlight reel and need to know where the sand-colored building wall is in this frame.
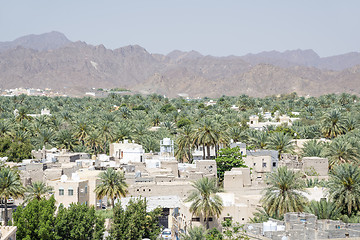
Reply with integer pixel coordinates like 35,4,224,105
0,226,17,240
161,161,179,176
244,155,273,179
127,182,193,199
48,179,89,207
224,168,252,192
76,170,103,207
302,157,328,176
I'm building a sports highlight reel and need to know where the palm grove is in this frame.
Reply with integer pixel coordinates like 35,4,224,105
0,92,360,237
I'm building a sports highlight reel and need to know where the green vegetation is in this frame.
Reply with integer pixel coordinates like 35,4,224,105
215,147,247,183
305,199,342,220
108,198,162,240
95,168,128,209
110,88,130,92
25,181,53,202
261,166,308,219
13,197,104,240
186,177,223,229
0,92,359,226
0,166,25,225
0,93,357,164
327,163,360,216
180,219,249,240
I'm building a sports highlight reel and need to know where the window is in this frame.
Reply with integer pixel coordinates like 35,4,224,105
223,216,232,221
204,217,213,222
273,162,276,167
68,188,74,196
262,162,267,168
85,186,88,194
191,217,200,222
59,188,64,196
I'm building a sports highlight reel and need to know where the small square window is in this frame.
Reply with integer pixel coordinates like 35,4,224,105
59,189,64,196
68,189,74,196
273,162,276,167
263,163,267,168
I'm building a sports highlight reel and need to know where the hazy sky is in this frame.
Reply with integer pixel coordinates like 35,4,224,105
0,0,359,57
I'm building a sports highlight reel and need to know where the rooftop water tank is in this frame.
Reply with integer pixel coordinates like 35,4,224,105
163,138,171,145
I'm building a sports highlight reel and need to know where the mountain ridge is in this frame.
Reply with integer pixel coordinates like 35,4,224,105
0,31,359,97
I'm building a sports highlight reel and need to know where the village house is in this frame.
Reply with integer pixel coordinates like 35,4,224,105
0,226,17,240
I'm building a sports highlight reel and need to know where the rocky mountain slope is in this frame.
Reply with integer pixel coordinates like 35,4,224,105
0,32,359,97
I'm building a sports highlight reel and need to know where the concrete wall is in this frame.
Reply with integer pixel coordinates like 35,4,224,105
224,168,251,192
127,182,193,199
302,157,328,176
48,179,89,207
244,155,273,179
0,226,17,240
56,154,81,163
161,161,179,177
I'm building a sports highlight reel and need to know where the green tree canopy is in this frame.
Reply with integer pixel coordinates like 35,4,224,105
95,168,128,209
13,196,57,240
215,147,247,183
0,167,25,225
186,177,223,229
108,198,162,240
261,166,307,219
54,203,104,240
327,163,360,216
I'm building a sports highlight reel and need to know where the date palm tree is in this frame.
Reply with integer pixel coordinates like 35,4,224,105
261,166,307,219
0,167,25,225
321,109,346,139
56,129,78,151
176,125,194,163
25,181,53,202
180,226,207,240
74,118,90,145
301,140,325,158
193,119,220,160
324,137,359,167
305,199,341,220
95,168,128,209
186,177,223,229
249,130,269,149
266,132,294,159
327,163,360,216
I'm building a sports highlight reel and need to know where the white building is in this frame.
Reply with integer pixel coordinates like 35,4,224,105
109,140,145,163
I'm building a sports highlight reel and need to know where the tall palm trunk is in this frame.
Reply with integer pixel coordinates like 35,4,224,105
4,198,8,226
205,215,210,229
207,145,211,159
111,197,115,209
202,144,205,160
187,147,192,163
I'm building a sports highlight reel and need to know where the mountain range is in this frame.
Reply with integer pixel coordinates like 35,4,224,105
0,31,359,97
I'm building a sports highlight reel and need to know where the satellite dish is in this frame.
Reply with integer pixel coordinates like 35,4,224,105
60,175,68,182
